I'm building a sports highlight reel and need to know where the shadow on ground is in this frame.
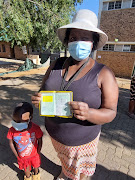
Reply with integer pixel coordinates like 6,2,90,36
92,164,135,180
101,88,135,150
41,153,61,179
0,75,135,179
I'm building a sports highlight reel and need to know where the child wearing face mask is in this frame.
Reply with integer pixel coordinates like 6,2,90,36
7,102,43,180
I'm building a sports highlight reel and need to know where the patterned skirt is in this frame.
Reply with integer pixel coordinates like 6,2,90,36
130,77,135,100
51,133,100,180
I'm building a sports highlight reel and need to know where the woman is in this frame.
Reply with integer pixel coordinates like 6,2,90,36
31,9,118,180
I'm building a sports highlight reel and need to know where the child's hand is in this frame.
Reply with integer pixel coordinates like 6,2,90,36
31,92,41,108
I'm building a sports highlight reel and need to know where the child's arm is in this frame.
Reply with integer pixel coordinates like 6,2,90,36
37,137,43,154
9,139,19,158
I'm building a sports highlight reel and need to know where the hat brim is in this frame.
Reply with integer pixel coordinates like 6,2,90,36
57,21,108,50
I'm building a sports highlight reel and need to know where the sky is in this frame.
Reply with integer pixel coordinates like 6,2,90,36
76,0,99,16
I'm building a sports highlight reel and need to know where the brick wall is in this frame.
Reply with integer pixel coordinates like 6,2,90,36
0,42,12,58
100,8,135,42
96,51,135,78
14,46,27,60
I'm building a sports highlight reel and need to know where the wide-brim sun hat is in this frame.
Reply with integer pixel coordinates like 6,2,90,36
57,9,108,50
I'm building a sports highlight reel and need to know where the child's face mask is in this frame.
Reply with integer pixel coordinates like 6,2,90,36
11,119,30,131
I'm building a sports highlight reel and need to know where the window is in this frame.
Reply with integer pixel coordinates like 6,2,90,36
103,2,108,11
2,44,6,52
103,44,114,51
103,44,108,50
130,45,135,52
102,44,135,52
108,2,115,10
132,0,135,7
115,45,123,51
123,45,130,52
109,44,115,51
115,1,122,9
108,1,122,10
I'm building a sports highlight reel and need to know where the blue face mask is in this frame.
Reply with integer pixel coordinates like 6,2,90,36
11,119,30,131
68,41,92,61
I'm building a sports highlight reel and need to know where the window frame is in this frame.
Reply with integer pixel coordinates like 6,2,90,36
2,44,6,52
108,1,115,10
109,44,115,51
123,45,131,52
132,0,135,7
103,44,115,51
103,44,109,51
115,1,122,9
102,44,135,52
108,1,122,10
130,45,135,52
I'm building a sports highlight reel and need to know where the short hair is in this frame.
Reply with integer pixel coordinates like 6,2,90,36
13,102,33,122
64,28,100,51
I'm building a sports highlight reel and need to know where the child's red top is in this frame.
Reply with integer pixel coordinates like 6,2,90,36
7,122,43,159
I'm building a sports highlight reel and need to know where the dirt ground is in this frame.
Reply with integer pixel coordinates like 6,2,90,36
0,58,49,80
0,58,131,89
0,66,48,80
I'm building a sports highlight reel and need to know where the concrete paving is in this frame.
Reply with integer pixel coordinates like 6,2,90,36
0,73,135,180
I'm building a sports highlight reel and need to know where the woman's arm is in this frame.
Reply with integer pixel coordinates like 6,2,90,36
40,60,57,91
37,137,43,154
69,66,119,125
31,60,57,108
9,139,19,158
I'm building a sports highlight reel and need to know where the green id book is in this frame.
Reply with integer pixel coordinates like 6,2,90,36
39,91,73,118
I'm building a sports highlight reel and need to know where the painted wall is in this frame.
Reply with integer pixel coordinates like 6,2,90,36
96,51,135,78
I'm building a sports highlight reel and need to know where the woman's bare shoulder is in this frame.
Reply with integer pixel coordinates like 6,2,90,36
98,65,117,87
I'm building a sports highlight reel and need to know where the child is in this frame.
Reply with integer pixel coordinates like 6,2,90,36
7,102,43,180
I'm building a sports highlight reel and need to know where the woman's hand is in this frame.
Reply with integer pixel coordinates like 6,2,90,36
69,101,90,121
31,92,41,108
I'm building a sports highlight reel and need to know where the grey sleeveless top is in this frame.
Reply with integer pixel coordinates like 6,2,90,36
43,57,105,146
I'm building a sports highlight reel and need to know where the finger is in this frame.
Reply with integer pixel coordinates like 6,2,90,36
73,110,84,116
31,95,41,101
31,92,41,99
31,101,39,108
69,101,81,110
74,114,86,121
31,100,40,104
35,104,39,108
35,92,41,97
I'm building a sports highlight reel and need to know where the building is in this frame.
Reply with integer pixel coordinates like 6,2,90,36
0,41,59,65
0,41,15,59
0,41,27,60
97,0,135,78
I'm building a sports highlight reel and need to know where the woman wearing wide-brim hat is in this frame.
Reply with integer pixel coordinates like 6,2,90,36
32,9,118,180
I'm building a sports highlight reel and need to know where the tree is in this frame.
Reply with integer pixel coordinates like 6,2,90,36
0,0,83,52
